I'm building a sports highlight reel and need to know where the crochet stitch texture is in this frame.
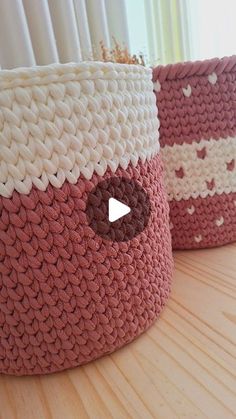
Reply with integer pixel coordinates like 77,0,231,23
0,62,173,375
153,56,236,249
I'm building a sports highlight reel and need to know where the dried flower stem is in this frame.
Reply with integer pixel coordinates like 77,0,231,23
99,38,145,66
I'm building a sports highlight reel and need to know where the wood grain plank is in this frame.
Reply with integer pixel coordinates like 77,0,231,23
0,376,51,419
112,341,207,418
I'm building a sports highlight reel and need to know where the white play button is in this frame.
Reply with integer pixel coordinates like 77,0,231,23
108,198,131,223
86,177,151,241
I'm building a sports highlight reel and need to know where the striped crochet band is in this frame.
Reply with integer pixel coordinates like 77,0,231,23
153,55,236,147
0,62,159,198
162,135,236,201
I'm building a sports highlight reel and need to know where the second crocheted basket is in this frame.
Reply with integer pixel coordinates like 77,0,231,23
153,55,236,249
0,62,173,375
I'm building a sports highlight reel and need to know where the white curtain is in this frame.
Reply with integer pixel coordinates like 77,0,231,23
186,0,236,61
0,0,130,69
0,0,191,70
122,0,192,67
0,0,234,70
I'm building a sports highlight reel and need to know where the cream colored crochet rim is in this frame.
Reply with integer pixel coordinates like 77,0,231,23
0,62,159,198
0,61,152,89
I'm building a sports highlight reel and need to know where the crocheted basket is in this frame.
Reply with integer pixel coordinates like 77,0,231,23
0,62,173,375
153,55,236,249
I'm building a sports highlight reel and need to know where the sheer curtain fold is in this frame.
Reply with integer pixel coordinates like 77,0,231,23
48,0,82,63
86,0,110,59
73,0,92,60
0,0,35,69
0,0,132,68
144,0,190,65
23,0,59,65
105,0,130,49
0,0,191,70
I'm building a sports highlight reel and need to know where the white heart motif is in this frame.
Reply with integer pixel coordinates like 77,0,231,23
187,205,195,215
208,72,217,85
194,235,202,243
182,84,192,97
215,216,224,227
153,80,161,93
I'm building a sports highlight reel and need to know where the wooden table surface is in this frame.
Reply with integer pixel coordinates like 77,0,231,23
1,244,236,419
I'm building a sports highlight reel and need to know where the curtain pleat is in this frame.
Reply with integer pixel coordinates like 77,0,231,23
176,0,191,61
0,0,191,69
105,0,130,49
48,0,82,63
23,0,59,65
144,0,189,65
0,0,35,69
73,0,93,60
85,0,110,59
144,0,160,65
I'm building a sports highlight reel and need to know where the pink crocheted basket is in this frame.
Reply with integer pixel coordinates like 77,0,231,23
0,62,173,375
153,55,236,249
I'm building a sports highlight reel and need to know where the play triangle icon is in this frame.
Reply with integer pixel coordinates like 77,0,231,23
108,198,131,223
